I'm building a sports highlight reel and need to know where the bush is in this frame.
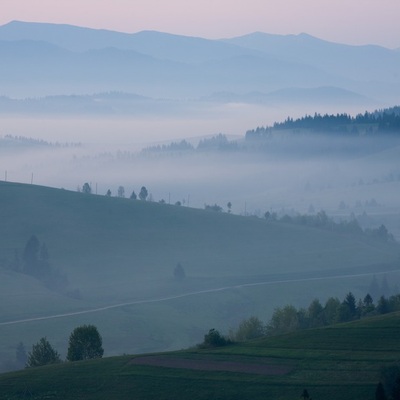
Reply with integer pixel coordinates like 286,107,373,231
200,329,231,348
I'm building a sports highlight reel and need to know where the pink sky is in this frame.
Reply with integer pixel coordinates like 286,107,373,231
1,0,399,48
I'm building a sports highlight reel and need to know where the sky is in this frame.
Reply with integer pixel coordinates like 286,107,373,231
1,0,399,48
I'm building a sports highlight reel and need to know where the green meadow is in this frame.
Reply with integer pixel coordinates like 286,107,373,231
0,181,399,369
1,312,400,400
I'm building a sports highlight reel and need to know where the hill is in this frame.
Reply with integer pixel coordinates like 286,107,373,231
1,312,400,399
0,181,399,371
0,21,399,103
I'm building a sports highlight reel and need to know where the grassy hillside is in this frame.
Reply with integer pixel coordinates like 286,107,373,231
1,312,400,400
0,181,399,370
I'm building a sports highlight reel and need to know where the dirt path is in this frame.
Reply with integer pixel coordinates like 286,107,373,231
0,268,397,326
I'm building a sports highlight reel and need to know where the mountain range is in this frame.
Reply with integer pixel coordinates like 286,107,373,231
0,21,399,105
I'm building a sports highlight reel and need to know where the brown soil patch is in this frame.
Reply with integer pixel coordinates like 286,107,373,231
130,355,292,376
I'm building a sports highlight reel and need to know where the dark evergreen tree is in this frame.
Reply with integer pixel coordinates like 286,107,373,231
377,296,390,314
67,325,104,361
344,292,357,316
364,293,374,307
308,298,324,327
26,337,61,368
22,235,40,276
173,262,186,280
130,190,137,200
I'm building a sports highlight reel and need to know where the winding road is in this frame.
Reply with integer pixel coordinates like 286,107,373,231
1,268,398,327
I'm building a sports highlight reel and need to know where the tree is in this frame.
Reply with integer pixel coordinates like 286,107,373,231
308,298,324,327
362,293,375,315
22,236,52,279
117,186,125,198
233,316,265,342
323,297,341,325
267,305,301,335
105,189,112,197
130,190,137,200
173,262,186,280
337,292,357,321
82,182,91,194
22,235,40,276
26,337,61,368
227,202,232,213
67,325,104,361
377,296,390,314
139,186,148,201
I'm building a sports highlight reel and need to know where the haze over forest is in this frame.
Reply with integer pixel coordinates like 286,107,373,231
0,20,400,375
1,21,400,218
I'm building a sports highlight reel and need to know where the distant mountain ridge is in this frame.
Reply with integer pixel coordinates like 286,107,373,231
0,20,262,62
0,21,399,103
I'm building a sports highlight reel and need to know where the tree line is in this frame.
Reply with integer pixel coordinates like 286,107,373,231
245,107,400,139
265,210,395,242
141,133,238,154
77,180,396,243
203,288,399,347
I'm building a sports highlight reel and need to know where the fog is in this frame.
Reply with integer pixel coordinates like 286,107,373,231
2,107,400,239
1,106,400,372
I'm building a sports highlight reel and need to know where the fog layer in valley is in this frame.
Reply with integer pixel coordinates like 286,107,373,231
2,114,400,239
1,21,400,371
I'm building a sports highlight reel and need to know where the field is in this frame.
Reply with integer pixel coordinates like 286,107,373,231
0,181,399,370
1,312,400,399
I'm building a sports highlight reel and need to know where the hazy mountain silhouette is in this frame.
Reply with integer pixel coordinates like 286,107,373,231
0,21,398,102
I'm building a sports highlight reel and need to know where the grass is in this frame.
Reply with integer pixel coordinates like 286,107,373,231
1,312,400,399
0,180,399,370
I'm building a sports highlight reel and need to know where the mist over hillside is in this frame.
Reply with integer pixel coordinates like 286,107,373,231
2,108,399,240
0,180,399,373
0,20,399,375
